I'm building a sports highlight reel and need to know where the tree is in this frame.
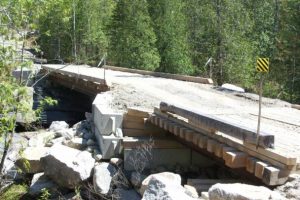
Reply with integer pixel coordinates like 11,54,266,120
0,1,57,174
148,0,194,75
270,0,300,103
109,0,160,71
75,0,116,65
186,0,256,86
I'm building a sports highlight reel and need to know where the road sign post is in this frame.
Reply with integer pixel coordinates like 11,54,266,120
256,58,269,149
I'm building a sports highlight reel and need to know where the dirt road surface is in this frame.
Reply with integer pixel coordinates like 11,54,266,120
43,64,300,166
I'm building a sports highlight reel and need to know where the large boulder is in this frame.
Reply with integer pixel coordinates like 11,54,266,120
56,128,76,140
49,121,69,132
93,162,117,195
16,147,49,173
29,172,58,196
64,137,86,150
49,121,75,139
208,183,284,200
141,172,194,200
140,172,181,195
41,144,95,188
28,131,55,147
275,175,300,199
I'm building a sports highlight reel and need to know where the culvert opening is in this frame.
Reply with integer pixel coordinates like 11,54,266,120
33,77,95,128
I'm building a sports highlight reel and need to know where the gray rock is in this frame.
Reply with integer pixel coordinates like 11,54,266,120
16,147,50,173
49,121,69,132
110,158,123,167
1,134,28,175
142,173,194,200
46,137,65,147
184,185,199,198
275,175,300,199
29,172,58,195
113,188,141,200
94,154,103,162
56,128,75,140
209,183,284,200
85,145,98,153
41,144,95,188
83,131,94,140
93,162,117,195
140,172,181,196
28,131,55,147
221,83,245,93
72,121,82,131
65,137,85,150
131,172,147,188
87,139,96,146
85,112,92,121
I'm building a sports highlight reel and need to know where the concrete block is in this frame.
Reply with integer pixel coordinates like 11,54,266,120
93,104,123,136
94,127,122,159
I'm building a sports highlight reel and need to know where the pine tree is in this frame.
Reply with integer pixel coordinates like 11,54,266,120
148,0,194,75
109,0,160,71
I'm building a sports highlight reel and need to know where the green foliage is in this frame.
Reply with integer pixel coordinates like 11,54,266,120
0,184,28,200
109,0,160,70
17,0,299,103
38,188,51,200
149,0,194,75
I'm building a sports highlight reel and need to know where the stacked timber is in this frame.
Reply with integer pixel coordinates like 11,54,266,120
148,102,299,186
122,107,189,171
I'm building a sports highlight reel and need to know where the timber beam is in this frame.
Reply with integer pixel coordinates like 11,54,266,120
160,102,274,148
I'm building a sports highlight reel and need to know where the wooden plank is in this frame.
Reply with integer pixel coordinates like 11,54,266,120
262,166,289,186
255,161,269,179
224,151,248,168
122,137,186,149
198,135,208,149
192,133,201,146
123,115,146,123
222,146,235,159
160,102,274,148
184,129,194,142
173,125,181,136
207,139,218,153
122,129,167,137
243,143,297,166
154,108,296,169
246,157,259,174
180,127,188,139
43,65,107,84
127,107,150,118
163,120,169,131
159,118,166,129
292,104,300,110
122,121,145,129
168,122,175,133
105,65,213,84
214,143,227,158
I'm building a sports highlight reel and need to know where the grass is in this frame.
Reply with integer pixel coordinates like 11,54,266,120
0,184,28,200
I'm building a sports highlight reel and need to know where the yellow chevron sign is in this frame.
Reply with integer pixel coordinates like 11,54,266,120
256,58,269,72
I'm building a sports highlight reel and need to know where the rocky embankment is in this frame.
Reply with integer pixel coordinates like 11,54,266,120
1,113,299,200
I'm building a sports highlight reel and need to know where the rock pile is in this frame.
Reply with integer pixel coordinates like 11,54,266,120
12,115,131,199
8,114,296,200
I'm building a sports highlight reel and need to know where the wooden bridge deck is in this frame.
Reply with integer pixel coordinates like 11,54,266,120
42,64,300,175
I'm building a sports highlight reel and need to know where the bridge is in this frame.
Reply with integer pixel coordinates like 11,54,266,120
41,64,300,186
